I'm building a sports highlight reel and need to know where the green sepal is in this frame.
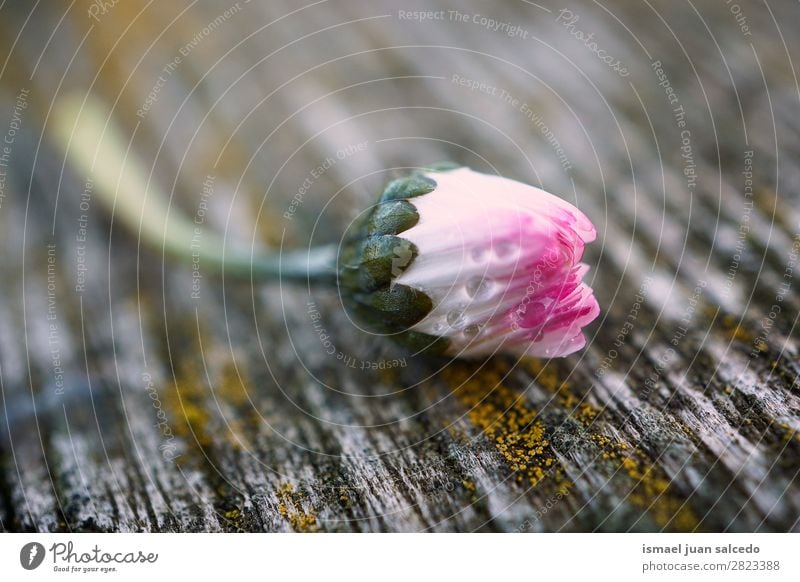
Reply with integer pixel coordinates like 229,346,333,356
393,330,450,355
336,166,467,347
344,302,396,334
366,200,419,236
353,283,432,328
341,235,417,292
342,301,449,353
380,174,436,201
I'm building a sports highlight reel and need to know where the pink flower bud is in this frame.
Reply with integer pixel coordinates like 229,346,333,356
392,167,599,358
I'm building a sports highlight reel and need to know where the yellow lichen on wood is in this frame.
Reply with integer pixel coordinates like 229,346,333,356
622,454,698,531
523,359,599,423
718,314,756,344
217,359,251,406
443,362,567,489
276,483,319,532
213,359,256,450
587,435,699,531
223,509,241,520
166,362,213,450
525,360,699,531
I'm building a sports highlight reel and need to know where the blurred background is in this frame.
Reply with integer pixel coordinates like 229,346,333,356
0,0,798,532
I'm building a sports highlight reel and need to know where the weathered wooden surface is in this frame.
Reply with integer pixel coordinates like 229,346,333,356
0,0,799,532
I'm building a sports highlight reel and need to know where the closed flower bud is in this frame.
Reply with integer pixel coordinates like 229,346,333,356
339,165,599,358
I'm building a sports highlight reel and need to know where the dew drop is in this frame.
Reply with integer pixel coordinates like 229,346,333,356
446,309,466,328
463,324,481,338
465,276,493,298
470,246,488,262
494,241,518,258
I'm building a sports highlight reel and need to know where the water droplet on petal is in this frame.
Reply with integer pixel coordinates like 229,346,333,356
470,246,488,262
494,241,518,258
465,276,493,298
446,309,466,328
463,324,481,338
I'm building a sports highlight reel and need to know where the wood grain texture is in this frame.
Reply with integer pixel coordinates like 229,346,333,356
0,0,799,532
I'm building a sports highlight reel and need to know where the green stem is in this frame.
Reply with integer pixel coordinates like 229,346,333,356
50,95,337,284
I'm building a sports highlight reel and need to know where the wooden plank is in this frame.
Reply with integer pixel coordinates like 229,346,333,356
0,0,798,532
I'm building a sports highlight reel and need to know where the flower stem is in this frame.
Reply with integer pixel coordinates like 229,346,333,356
50,95,336,284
